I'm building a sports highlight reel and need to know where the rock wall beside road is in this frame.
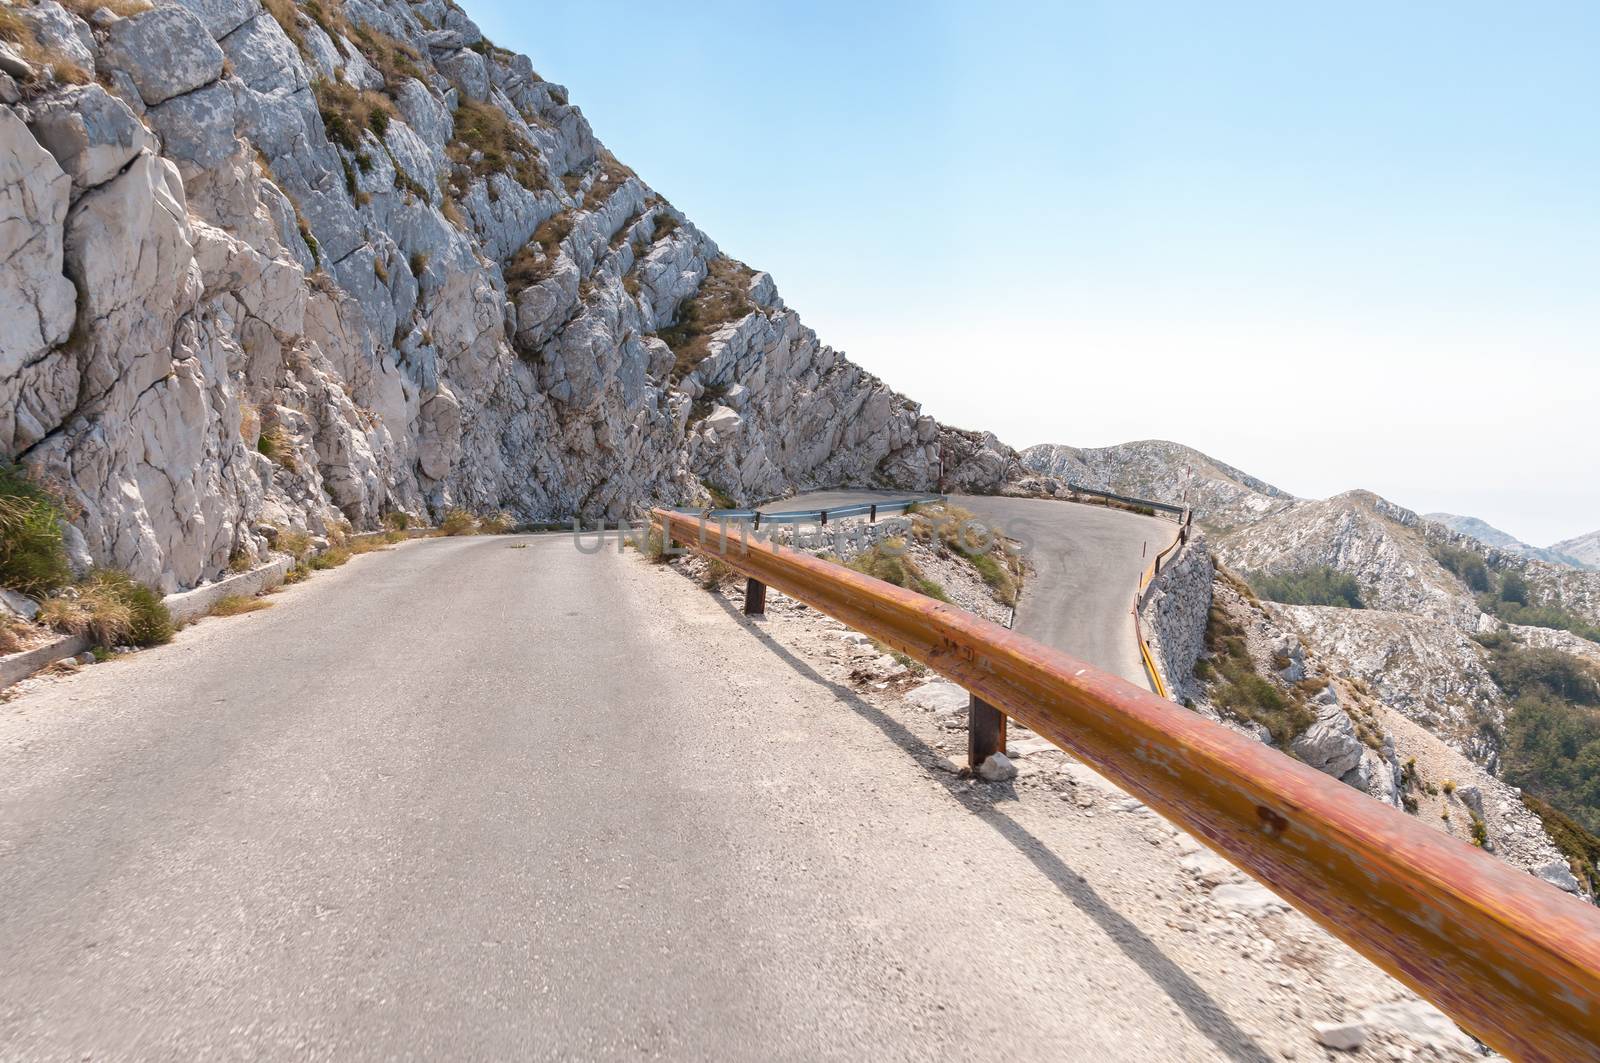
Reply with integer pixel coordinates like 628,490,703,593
1138,531,1213,704
0,0,1017,592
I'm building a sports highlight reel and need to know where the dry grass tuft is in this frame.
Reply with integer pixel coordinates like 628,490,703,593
0,9,93,86
39,569,173,647
846,540,950,603
448,97,545,194
314,77,397,153
438,509,477,536
1,617,30,655
478,511,516,535
256,422,296,469
657,257,758,380
274,530,314,561
209,594,272,617
60,0,153,18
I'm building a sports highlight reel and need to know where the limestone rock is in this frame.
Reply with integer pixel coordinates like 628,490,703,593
27,84,155,190
0,106,77,455
100,5,226,107
1312,1022,1367,1051
1535,860,1582,895
0,0,1007,596
977,752,1017,783
1291,702,1366,781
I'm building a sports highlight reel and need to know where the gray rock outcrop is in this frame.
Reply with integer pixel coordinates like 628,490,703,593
1,0,1014,591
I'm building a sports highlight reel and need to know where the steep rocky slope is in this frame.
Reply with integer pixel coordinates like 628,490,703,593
1101,441,1600,895
1213,491,1484,625
1427,512,1585,569
0,0,1014,592
1215,490,1600,633
1021,439,1297,532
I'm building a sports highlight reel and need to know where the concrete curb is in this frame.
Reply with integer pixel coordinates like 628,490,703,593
0,633,91,689
1,557,294,689
0,529,437,689
164,557,294,625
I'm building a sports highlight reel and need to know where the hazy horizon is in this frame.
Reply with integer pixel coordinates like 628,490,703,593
474,0,1599,545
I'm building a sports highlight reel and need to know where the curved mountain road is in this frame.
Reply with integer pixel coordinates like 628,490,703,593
0,513,1363,1061
769,491,1178,686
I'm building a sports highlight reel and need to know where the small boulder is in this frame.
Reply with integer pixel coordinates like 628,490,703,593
905,680,968,715
1535,860,1583,895
1454,784,1485,819
703,405,742,435
0,588,41,622
977,752,1017,783
1291,702,1365,781
1312,1022,1367,1051
1211,882,1289,916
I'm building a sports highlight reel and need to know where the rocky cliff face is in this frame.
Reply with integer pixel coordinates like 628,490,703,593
1021,439,1298,532
0,0,1013,592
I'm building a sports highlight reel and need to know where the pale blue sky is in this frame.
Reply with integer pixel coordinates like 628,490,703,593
473,1,1599,545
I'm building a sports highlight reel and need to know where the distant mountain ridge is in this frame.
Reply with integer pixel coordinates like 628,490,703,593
1020,440,1297,532
1427,514,1591,570
1551,530,1600,571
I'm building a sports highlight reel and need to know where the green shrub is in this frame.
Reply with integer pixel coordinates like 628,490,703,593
1431,543,1492,592
1246,567,1364,609
1198,602,1316,747
910,502,1022,606
1522,793,1600,895
702,481,736,510
0,464,73,597
383,511,411,531
1479,593,1600,644
1487,636,1600,836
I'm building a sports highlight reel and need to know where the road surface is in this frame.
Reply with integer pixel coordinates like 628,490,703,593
0,531,1293,1061
769,491,1177,685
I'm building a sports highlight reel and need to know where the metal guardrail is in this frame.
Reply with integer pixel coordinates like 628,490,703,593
653,506,1600,1061
673,494,945,528
1066,483,1186,519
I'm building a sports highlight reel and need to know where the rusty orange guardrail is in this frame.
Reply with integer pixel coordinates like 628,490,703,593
653,507,1600,1061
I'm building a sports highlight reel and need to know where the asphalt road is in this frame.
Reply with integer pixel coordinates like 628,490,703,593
0,531,1272,1061
771,491,1178,686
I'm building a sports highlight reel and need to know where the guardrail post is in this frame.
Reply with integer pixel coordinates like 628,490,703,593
743,577,767,616
869,503,877,522
753,511,761,531
820,509,828,526
968,694,1006,771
